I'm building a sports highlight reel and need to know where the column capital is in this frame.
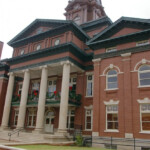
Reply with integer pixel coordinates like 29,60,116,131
39,65,48,70
92,58,101,63
22,69,30,73
121,53,132,57
60,60,74,66
8,72,14,76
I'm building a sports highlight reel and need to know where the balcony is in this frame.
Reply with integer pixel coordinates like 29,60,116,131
11,91,82,107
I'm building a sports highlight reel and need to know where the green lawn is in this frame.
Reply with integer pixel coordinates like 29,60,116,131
13,145,108,150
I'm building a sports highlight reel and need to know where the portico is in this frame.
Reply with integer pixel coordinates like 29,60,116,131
1,60,82,135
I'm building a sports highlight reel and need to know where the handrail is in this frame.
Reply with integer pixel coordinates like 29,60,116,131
8,128,24,141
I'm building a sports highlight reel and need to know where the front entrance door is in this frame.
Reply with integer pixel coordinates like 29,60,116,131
44,111,55,133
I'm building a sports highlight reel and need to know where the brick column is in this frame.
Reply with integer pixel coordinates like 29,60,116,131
17,69,30,128
121,53,133,138
35,66,48,132
57,61,71,135
92,58,101,136
1,73,15,129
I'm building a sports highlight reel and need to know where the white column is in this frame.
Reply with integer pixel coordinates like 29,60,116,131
17,69,30,128
35,66,48,132
1,73,15,129
57,61,71,135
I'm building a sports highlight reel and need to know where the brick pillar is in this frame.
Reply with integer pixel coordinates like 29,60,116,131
121,53,133,138
92,58,101,136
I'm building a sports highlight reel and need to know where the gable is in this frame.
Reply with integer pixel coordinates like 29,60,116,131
110,27,142,39
8,19,70,46
88,17,150,44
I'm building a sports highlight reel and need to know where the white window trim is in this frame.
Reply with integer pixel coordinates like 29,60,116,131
14,109,19,126
18,82,23,95
104,100,119,132
27,109,36,128
138,65,150,87
86,73,94,97
136,40,149,47
106,70,118,90
67,109,75,130
106,47,117,53
84,105,93,131
138,98,150,133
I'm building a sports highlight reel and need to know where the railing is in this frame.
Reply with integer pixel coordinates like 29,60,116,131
8,128,24,141
83,136,150,149
12,91,82,106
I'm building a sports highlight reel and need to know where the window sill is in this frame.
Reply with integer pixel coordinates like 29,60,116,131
84,129,92,131
104,130,119,133
105,88,118,94
85,96,93,98
139,131,150,134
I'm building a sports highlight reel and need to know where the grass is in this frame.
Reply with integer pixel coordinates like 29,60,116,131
13,145,108,150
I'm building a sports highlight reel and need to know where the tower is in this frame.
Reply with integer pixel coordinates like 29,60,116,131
64,0,106,25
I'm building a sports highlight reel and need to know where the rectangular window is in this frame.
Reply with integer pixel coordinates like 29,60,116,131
18,83,22,95
136,40,149,47
85,109,93,130
27,110,37,127
106,105,118,130
47,80,57,97
67,110,75,129
86,75,93,97
141,104,150,131
106,47,117,53
14,110,19,126
69,77,77,92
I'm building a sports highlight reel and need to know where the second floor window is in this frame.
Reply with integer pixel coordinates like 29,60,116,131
107,70,118,89
139,65,150,87
86,75,93,97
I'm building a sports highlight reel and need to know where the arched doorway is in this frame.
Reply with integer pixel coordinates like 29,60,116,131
44,110,55,133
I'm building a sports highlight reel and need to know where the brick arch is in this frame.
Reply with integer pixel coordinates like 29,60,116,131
102,64,121,76
134,59,150,71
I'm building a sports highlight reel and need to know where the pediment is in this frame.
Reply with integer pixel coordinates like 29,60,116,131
8,19,70,46
88,17,150,43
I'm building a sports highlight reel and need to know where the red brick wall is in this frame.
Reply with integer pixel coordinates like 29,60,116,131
0,78,8,125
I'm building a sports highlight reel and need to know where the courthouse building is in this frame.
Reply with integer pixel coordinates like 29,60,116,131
0,0,150,145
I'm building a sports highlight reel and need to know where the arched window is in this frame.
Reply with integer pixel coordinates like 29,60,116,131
74,16,80,25
107,70,118,89
139,65,150,86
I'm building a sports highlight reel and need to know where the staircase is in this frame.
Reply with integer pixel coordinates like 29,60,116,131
0,130,74,146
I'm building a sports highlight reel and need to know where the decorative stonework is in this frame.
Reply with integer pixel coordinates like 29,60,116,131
92,58,101,63
84,105,93,110
134,59,150,71
137,97,150,104
121,52,131,57
104,99,119,105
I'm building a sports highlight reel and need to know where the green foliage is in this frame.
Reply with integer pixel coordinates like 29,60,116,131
76,135,83,147
12,95,20,102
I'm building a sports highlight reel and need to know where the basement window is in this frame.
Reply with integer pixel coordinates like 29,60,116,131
106,47,117,53
136,40,149,47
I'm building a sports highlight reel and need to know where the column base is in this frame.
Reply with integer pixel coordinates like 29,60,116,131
33,128,44,134
0,125,10,131
55,129,69,136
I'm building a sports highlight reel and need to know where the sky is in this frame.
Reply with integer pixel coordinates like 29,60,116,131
0,0,150,59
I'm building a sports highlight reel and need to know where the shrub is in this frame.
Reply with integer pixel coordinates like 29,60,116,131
76,135,83,147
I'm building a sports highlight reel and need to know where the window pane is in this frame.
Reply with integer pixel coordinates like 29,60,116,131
107,114,118,121
87,82,92,96
108,83,118,89
140,72,150,79
108,76,117,82
142,114,150,121
107,122,118,129
108,70,117,75
139,65,150,71
142,122,150,130
140,79,150,86
86,123,91,129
